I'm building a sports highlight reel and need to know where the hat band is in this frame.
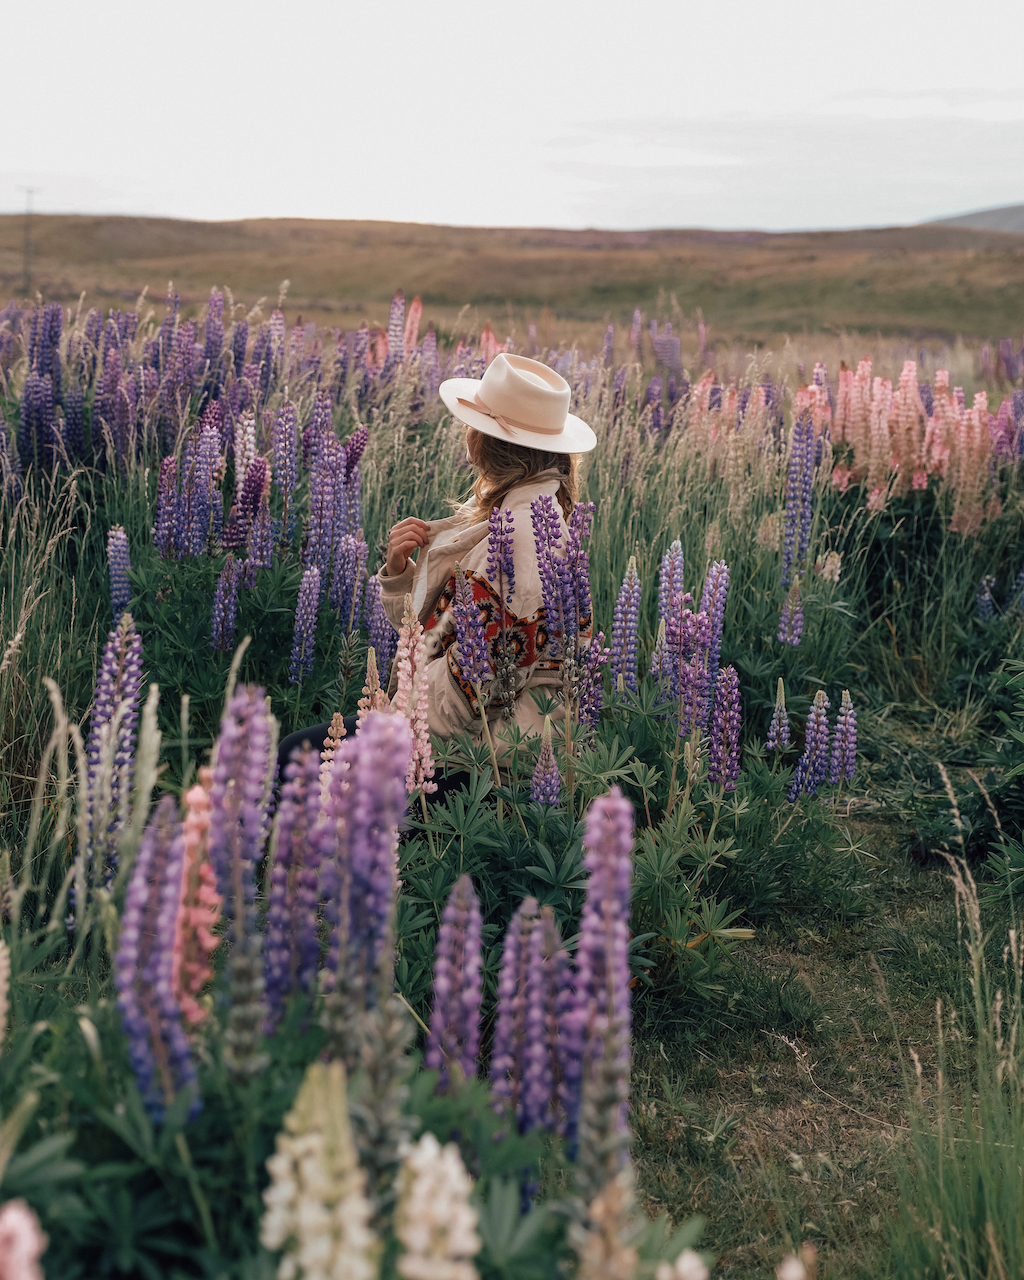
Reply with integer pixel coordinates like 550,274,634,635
457,392,564,439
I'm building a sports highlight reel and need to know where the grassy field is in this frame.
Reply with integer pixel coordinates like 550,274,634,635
3,214,1024,358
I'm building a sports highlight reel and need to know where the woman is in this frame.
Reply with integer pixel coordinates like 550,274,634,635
277,352,597,774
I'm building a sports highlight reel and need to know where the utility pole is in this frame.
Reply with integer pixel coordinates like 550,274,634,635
17,186,36,297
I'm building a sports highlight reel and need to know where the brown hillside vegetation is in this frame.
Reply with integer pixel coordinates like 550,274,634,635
1,214,1022,350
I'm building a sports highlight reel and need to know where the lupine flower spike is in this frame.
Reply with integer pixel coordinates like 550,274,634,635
394,1133,480,1280
530,716,561,805
829,689,857,785
426,874,483,1091
107,525,131,623
356,647,391,733
490,897,540,1124
289,565,321,684
707,665,741,789
210,554,241,651
392,594,436,797
172,769,222,1029
522,906,572,1135
787,690,831,802
610,556,641,694
699,560,730,690
778,581,803,647
767,677,791,751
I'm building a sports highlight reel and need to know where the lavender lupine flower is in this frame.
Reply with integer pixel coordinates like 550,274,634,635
601,325,614,368
766,677,790,750
330,532,369,630
976,576,996,622
264,743,323,1032
576,631,607,730
339,424,369,537
115,796,199,1120
19,371,57,469
522,907,572,1134
107,525,132,623
319,711,412,1037
645,376,663,431
208,684,273,1076
787,690,831,803
84,613,144,884
303,444,338,582
699,560,730,690
707,665,742,790
385,291,405,372
531,493,567,651
452,566,491,693
486,507,515,603
530,717,560,805
174,425,222,557
211,554,242,651
610,557,641,693
64,380,84,457
153,457,178,558
565,501,595,646
365,576,398,684
665,604,711,736
490,897,540,1123
202,288,225,391
289,566,321,684
658,540,686,628
224,455,267,551
829,689,857,785
781,415,814,588
248,485,274,568
231,319,248,381
303,388,334,472
564,787,634,1147
778,582,803,647
426,874,483,1091
272,400,299,543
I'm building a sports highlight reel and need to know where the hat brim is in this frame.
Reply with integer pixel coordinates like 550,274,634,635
439,377,597,454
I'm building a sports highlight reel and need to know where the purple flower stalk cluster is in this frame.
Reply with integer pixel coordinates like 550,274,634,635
223,455,268,552
365,576,398,684
490,897,540,1119
699,560,730,690
289,566,321,684
107,525,132,623
610,556,641,693
18,370,58,469
787,690,831,802
28,301,63,398
658,540,686,627
778,582,804,647
707,665,742,789
263,743,323,1032
530,496,595,663
563,787,634,1145
170,423,222,558
115,796,199,1121
319,711,411,1018
452,566,491,690
829,690,857,785
426,873,483,1091
211,554,242,651
304,444,338,581
272,400,299,543
84,613,144,882
576,630,608,730
767,677,791,751
530,717,561,805
781,414,815,589
330,532,369,630
486,507,516,603
665,602,712,737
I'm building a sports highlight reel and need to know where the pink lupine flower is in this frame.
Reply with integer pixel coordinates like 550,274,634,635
866,487,887,512
0,1199,48,1280
173,768,223,1028
356,647,391,734
393,594,436,796
831,464,851,492
912,470,928,490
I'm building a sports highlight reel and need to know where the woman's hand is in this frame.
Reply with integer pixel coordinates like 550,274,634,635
386,518,430,577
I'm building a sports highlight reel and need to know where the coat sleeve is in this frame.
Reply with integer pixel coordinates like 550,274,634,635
376,562,414,632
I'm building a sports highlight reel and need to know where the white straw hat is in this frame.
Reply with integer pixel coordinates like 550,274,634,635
439,353,597,454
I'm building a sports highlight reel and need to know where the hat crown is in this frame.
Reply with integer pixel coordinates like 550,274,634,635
479,354,570,433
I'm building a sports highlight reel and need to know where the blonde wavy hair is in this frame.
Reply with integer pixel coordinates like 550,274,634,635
462,429,579,523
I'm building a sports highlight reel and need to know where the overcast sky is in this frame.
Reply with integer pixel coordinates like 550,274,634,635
3,0,1023,231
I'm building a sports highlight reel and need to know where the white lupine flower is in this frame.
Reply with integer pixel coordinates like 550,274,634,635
0,1198,48,1280
260,1062,377,1280
776,1257,807,1280
394,1132,480,1280
655,1247,710,1280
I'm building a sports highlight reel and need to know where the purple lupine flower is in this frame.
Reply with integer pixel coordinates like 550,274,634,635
174,425,222,558
339,424,368,536
766,677,790,751
977,576,996,622
330,532,368,630
531,493,568,652
707,665,742,790
829,690,857,785
303,388,334,472
211,554,242,651
272,400,299,543
486,507,516,603
231,319,248,381
303,443,338,582
787,690,831,802
576,631,607,730
319,710,411,1016
778,582,803,647
365,575,398,685
610,557,641,694
781,415,814,588
115,796,199,1121
629,308,642,357
658,540,686,628
426,873,483,1091
490,897,540,1123
601,325,614,368
107,525,132,623
385,291,405,372
665,603,711,736
522,907,572,1134
645,376,663,431
563,787,634,1144
699,560,730,690
530,717,561,805
247,486,274,569
202,288,225,389
153,457,178,558
84,613,144,882
289,565,321,683
263,742,323,1032
565,501,595,644
452,566,491,690
18,371,57,470
223,455,267,551
64,380,84,457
